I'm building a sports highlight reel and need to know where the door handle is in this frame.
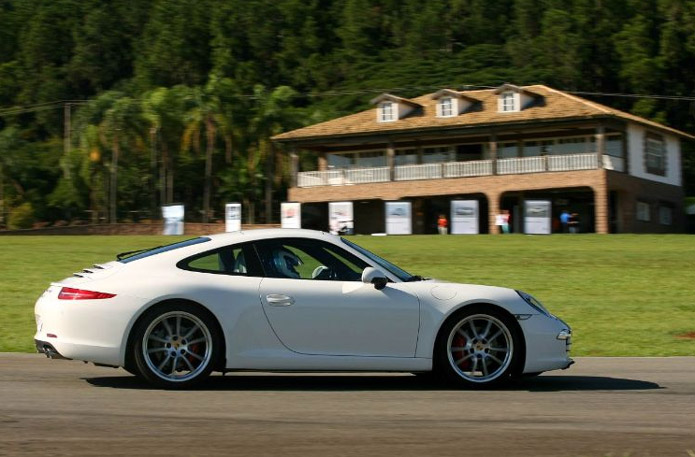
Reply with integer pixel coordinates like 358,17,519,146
266,294,295,307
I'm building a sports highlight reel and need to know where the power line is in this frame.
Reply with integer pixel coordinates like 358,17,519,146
1,86,694,118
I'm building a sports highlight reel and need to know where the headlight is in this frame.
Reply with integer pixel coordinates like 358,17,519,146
516,290,553,317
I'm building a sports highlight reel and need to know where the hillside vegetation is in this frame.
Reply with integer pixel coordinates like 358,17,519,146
0,0,694,225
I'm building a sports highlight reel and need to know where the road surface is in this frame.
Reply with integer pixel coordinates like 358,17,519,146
1,354,694,457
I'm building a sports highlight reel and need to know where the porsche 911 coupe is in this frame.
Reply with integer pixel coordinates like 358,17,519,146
34,229,572,388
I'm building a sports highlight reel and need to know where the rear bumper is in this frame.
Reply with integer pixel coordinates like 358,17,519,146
35,339,70,360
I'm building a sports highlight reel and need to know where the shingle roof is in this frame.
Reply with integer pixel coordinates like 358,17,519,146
272,85,694,142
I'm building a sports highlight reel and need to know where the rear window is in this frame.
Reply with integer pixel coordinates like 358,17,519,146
118,237,211,264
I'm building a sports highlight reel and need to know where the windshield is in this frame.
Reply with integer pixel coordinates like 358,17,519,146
341,237,414,282
118,237,211,263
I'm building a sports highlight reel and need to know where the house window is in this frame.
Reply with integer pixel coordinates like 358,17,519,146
496,142,518,159
659,205,673,226
645,133,666,176
501,91,516,112
605,134,624,157
636,201,651,222
523,140,553,157
439,97,453,117
379,102,395,122
395,149,417,166
422,146,453,163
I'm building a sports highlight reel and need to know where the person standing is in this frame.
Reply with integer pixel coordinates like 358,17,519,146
501,209,510,234
437,214,448,235
560,210,570,233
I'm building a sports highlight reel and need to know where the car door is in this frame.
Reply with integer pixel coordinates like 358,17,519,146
255,238,420,357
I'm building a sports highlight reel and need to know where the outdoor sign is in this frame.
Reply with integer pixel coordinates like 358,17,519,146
281,202,301,229
328,201,354,235
450,200,479,234
225,203,242,232
524,200,552,235
162,204,185,235
385,201,412,235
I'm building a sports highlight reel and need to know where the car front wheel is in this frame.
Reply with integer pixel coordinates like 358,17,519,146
132,304,221,389
435,306,520,387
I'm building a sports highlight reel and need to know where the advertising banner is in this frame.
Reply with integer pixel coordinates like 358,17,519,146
450,200,479,234
225,203,242,232
162,204,184,235
524,200,552,234
281,202,301,229
328,201,353,235
385,201,412,235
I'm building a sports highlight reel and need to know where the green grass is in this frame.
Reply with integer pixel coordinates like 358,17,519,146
1,234,694,356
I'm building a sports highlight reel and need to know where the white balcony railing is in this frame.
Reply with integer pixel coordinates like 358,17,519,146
497,156,546,174
345,167,390,184
296,153,621,187
394,163,442,181
444,160,494,178
547,153,599,172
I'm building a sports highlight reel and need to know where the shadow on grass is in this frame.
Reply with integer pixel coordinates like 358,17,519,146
84,372,662,392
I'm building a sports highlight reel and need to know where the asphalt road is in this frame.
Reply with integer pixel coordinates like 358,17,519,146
1,354,694,457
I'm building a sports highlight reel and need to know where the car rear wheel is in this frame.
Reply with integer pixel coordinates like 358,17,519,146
132,305,221,389
435,306,520,387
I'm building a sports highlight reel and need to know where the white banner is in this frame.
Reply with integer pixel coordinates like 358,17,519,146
225,203,242,232
450,200,479,234
162,204,184,235
281,202,301,229
385,201,412,235
328,201,353,235
524,200,552,234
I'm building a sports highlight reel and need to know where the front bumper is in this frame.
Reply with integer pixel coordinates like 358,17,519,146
519,314,573,374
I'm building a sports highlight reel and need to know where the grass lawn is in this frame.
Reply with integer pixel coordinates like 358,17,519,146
1,234,694,356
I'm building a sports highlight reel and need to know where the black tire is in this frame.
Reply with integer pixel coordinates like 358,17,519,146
131,303,222,389
434,305,522,388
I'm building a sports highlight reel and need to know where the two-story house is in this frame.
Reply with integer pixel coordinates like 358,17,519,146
272,84,692,234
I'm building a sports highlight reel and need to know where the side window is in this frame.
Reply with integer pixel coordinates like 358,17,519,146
179,245,257,276
255,238,369,281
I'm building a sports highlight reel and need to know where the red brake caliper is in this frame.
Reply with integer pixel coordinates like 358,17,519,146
452,335,470,370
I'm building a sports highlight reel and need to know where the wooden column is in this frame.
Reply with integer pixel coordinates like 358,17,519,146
318,151,327,171
290,148,298,188
488,133,498,174
595,125,606,168
387,140,395,181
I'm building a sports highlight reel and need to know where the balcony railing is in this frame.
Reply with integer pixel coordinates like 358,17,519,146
297,153,621,188
297,166,390,187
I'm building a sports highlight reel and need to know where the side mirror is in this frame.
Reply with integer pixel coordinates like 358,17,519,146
361,267,388,290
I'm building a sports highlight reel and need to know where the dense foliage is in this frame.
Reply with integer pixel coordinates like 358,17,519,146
0,0,694,225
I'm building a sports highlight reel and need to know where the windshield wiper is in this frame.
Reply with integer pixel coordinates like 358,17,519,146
405,275,425,282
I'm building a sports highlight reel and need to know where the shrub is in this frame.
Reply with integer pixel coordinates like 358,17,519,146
8,202,35,230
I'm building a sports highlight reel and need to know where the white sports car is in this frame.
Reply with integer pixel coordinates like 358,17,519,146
34,229,572,388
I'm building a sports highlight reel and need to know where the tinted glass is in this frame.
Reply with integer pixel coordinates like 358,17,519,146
254,238,369,281
119,237,210,264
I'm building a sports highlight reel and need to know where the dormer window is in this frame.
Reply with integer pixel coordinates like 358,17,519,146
379,101,395,122
501,91,516,112
440,97,453,117
432,89,477,118
371,93,421,123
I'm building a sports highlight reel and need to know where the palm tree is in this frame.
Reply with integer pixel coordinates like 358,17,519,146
248,85,300,223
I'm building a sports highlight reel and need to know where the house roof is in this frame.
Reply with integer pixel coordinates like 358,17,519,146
369,93,421,108
272,84,694,142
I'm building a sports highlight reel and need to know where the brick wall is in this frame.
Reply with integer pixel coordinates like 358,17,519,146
290,169,610,233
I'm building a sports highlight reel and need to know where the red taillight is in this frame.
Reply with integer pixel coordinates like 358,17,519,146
58,287,116,300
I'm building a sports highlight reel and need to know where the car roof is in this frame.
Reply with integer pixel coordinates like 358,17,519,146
205,228,338,245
